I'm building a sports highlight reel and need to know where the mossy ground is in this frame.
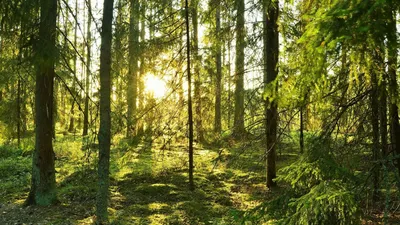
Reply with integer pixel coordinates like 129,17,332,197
0,133,297,224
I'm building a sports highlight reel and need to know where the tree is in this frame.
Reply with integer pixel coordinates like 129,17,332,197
370,50,380,202
214,0,222,134
264,0,279,188
185,0,194,191
83,0,92,136
68,0,79,133
96,0,114,222
127,0,140,138
233,0,245,137
192,0,204,143
25,0,58,206
387,3,400,177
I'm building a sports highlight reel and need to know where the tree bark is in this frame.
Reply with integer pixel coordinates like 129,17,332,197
264,0,279,188
233,0,245,137
387,7,400,178
127,0,140,138
96,0,114,222
25,0,57,206
370,52,381,203
380,77,388,158
138,0,146,135
83,0,92,136
185,0,194,191
214,0,222,134
17,78,21,147
191,0,204,143
300,103,304,154
68,0,79,133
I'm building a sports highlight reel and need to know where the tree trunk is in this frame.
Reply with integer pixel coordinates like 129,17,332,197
264,0,279,188
96,0,114,222
185,0,194,191
370,53,381,203
214,0,222,134
25,0,57,206
138,0,146,135
83,0,92,136
380,77,388,158
17,78,21,147
69,0,79,133
388,7,400,178
53,79,58,139
233,0,245,137
300,104,304,154
127,0,139,138
191,0,204,143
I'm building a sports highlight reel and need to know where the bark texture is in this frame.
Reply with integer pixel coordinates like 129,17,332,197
264,0,279,188
96,0,114,222
26,0,57,206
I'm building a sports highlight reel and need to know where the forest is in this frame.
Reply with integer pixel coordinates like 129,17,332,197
1,0,400,224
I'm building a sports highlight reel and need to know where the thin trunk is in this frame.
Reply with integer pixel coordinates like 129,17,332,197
68,101,75,132
69,0,78,133
127,0,139,138
83,0,92,136
371,54,381,203
192,0,203,143
380,78,388,158
17,78,21,147
264,0,279,188
138,0,146,135
233,0,245,137
96,0,114,222
214,0,222,133
388,8,400,178
53,79,58,139
185,0,194,191
300,104,304,154
25,0,57,206
227,28,231,129
21,79,27,134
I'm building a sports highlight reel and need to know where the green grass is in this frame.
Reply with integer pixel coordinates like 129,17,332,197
0,133,299,224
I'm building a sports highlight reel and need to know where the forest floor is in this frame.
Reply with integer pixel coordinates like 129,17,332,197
1,133,399,224
0,133,297,224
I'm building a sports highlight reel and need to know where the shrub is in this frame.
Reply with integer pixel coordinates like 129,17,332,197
243,138,361,225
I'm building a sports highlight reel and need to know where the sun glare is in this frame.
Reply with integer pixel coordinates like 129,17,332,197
145,75,167,99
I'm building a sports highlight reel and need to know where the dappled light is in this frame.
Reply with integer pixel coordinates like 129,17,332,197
1,0,400,224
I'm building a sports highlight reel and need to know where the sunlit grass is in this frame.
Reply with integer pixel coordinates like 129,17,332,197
0,132,301,224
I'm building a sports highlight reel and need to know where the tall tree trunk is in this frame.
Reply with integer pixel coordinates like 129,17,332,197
17,78,21,147
380,78,388,158
191,0,204,143
233,0,245,137
25,0,57,206
96,0,114,222
388,7,400,178
227,23,232,129
138,0,146,135
114,0,124,133
185,0,194,191
53,79,58,139
370,52,381,203
214,0,222,134
264,0,279,188
127,0,139,138
69,0,79,133
83,0,92,136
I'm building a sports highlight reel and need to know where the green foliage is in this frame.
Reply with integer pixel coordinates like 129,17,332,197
0,146,31,202
281,180,360,225
276,138,356,193
243,138,361,224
